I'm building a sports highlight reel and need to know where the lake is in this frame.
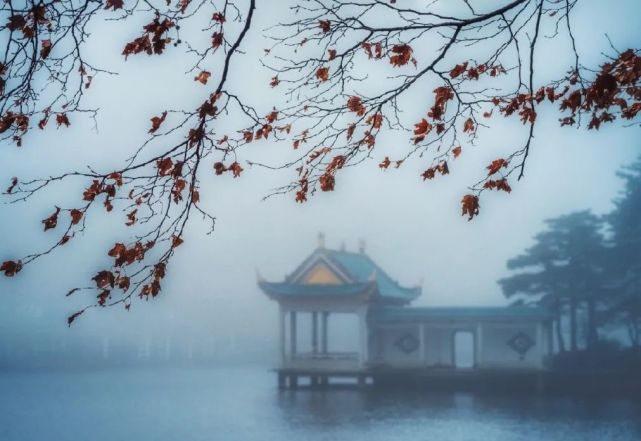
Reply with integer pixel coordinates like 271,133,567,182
1,367,640,441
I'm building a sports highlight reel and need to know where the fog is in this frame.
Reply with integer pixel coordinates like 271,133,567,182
1,0,640,371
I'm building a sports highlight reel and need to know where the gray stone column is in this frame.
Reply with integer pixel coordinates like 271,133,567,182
279,306,286,364
312,312,318,355
358,308,369,366
475,322,483,368
419,324,426,365
321,312,329,355
290,311,297,358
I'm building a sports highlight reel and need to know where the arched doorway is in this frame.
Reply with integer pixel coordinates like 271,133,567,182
453,331,475,369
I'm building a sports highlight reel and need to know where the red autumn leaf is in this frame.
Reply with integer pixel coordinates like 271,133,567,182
389,44,413,67
487,158,508,176
191,186,200,203
211,32,223,49
171,235,184,248
157,157,173,176
212,12,225,23
463,118,475,133
7,15,26,31
213,162,226,175
367,113,383,129
319,173,335,192
347,96,366,116
42,207,61,231
379,156,391,170
270,76,280,87
108,243,126,259
346,124,356,140
194,71,211,84
327,49,337,60
1,260,22,277
414,118,432,136
92,270,115,289
319,20,330,33
243,131,254,142
229,162,243,177
361,42,373,59
104,0,124,10
125,209,137,226
266,111,278,123
56,113,70,127
421,167,435,180
40,39,52,59
172,179,186,202
484,178,512,193
70,209,83,225
83,180,101,201
461,194,480,220
450,62,468,78
148,111,167,133
316,66,329,81
452,146,462,159
97,290,110,306
117,276,130,291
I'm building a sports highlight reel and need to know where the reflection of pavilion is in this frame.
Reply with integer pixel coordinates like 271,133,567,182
259,235,552,388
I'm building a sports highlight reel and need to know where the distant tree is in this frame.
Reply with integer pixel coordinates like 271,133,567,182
500,229,569,352
1,1,641,322
605,158,641,348
500,211,605,351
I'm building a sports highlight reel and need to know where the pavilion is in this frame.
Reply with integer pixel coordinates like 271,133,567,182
258,235,552,388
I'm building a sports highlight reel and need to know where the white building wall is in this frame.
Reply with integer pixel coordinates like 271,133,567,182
480,324,542,369
372,320,547,370
378,327,421,366
424,327,454,367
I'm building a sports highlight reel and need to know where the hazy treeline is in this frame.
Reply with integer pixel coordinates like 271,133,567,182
500,157,641,368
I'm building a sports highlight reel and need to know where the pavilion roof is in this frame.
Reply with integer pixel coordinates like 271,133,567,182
259,247,421,304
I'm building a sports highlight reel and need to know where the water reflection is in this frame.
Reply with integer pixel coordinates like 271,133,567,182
275,383,641,441
0,367,639,441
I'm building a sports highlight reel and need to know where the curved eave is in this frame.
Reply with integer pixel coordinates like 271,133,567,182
259,281,376,299
374,286,422,305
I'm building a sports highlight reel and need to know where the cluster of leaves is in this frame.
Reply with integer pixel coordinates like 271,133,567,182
1,0,262,324
2,0,641,324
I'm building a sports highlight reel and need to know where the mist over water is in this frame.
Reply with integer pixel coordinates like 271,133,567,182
1,1,641,440
1,367,640,441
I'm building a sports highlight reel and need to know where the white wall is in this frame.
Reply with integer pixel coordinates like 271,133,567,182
372,321,546,370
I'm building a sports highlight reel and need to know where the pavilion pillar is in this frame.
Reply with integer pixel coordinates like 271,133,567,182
312,312,318,355
279,306,286,365
418,324,426,365
321,312,329,355
547,320,554,358
358,308,369,366
290,311,297,358
536,322,543,368
475,322,483,368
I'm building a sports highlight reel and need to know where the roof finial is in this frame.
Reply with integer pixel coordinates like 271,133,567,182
318,232,325,249
358,239,366,254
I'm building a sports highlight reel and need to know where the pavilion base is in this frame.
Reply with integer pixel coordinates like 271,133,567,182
276,368,373,390
275,367,545,391
275,367,641,395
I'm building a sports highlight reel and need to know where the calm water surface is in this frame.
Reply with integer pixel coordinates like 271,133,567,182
1,367,640,441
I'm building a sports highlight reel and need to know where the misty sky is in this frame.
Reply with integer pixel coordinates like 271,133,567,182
1,0,640,356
